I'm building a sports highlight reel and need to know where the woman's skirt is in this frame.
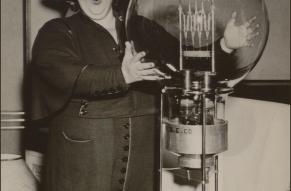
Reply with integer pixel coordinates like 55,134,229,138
42,100,159,191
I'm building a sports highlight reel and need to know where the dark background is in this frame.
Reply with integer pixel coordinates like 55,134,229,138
232,80,290,104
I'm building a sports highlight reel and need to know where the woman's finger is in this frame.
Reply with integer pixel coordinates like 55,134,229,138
244,16,256,27
243,38,255,47
124,41,133,59
246,31,260,40
137,68,158,76
246,23,259,33
228,12,237,25
246,25,255,33
153,68,167,77
137,68,166,77
137,62,155,70
140,75,164,81
132,51,146,63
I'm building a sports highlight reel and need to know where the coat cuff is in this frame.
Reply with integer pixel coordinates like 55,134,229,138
220,38,234,54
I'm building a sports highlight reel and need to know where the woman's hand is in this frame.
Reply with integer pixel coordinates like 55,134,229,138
121,42,169,84
223,12,260,51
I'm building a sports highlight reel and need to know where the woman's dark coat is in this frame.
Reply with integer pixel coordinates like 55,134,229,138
30,13,160,191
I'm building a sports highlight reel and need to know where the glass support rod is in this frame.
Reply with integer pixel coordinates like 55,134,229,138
211,0,216,73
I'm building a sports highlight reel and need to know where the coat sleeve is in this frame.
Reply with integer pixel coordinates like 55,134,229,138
214,39,238,80
30,19,128,120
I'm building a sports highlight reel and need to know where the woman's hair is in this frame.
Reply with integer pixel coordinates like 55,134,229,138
112,0,130,17
47,0,130,16
66,0,80,12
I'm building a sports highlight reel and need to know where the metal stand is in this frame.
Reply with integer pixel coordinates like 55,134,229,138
215,155,219,191
202,94,207,191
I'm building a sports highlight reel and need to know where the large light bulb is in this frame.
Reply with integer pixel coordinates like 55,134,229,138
125,0,269,85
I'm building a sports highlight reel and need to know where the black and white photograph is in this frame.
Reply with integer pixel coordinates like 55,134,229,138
1,0,290,191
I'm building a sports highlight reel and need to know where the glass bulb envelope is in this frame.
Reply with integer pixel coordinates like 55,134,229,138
125,0,269,84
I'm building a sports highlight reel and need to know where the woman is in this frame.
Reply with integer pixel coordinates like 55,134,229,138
29,0,258,190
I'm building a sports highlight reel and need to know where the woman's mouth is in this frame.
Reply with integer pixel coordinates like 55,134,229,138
92,0,102,5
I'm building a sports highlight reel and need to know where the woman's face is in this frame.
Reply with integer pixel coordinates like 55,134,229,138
78,0,113,20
